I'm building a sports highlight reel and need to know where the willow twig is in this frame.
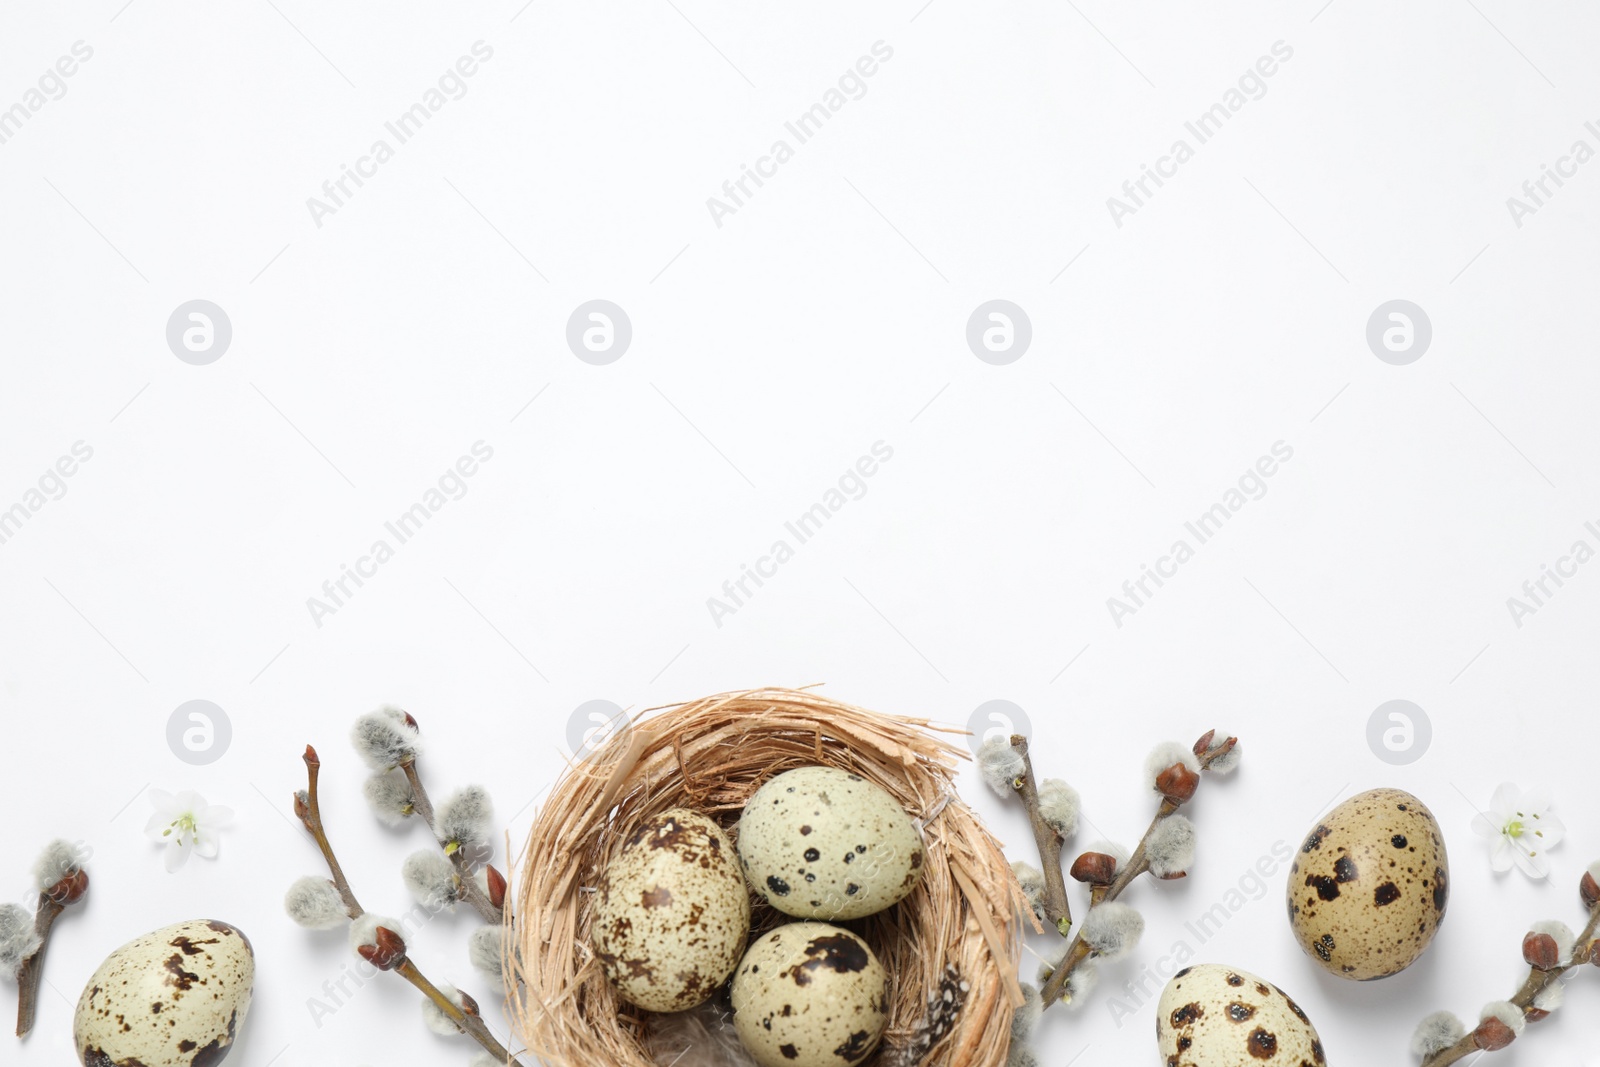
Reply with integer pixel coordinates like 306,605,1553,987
14,896,64,1038
1009,735,1072,936
296,746,524,1066
1040,733,1236,1007
1420,900,1600,1067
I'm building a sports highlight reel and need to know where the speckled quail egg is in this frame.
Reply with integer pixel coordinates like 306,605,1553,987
1157,963,1327,1067
731,922,890,1067
74,918,254,1067
592,807,751,1012
738,766,923,920
1287,787,1449,980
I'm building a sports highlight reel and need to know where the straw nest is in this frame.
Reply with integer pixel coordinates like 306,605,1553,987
511,687,1028,1067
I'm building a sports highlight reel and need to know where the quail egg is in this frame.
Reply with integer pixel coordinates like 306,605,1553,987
592,807,751,1011
738,766,923,920
1157,963,1327,1066
74,918,254,1067
731,922,889,1067
1287,787,1449,980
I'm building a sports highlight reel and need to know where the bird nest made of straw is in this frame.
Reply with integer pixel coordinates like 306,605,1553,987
511,687,1028,1067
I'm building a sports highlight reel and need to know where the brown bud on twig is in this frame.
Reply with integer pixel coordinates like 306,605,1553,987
304,744,321,767
358,926,407,971
1473,1017,1517,1051
1156,869,1188,881
1523,932,1562,970
293,790,313,831
486,865,507,910
1581,870,1599,910
1154,762,1200,804
45,867,90,906
1070,852,1118,886
1524,1007,1550,1023
1193,730,1216,757
459,990,480,1017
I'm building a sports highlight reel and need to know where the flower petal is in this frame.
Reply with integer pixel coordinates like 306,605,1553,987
1471,813,1501,840
191,833,219,859
164,841,190,873
1489,782,1520,819
1531,819,1566,849
1519,785,1552,816
1489,837,1515,872
1514,845,1550,880
143,813,172,841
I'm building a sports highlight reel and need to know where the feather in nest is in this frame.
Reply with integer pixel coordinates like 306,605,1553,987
644,1000,757,1067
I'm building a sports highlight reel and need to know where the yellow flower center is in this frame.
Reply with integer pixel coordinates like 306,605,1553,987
1505,819,1524,838
162,813,197,841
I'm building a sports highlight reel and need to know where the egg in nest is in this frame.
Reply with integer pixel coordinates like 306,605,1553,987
592,807,751,1012
1287,787,1449,980
730,922,889,1067
738,766,923,921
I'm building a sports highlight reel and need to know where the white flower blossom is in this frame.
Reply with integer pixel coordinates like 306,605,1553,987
144,790,233,873
1471,784,1565,879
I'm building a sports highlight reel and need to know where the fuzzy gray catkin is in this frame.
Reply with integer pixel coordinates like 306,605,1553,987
284,877,348,930
351,708,421,771
437,785,494,848
0,903,42,972
32,839,82,891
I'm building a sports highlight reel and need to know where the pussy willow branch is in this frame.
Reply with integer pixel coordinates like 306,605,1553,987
398,760,504,925
1420,900,1600,1067
1008,735,1072,936
1040,736,1235,1007
13,895,65,1038
297,747,523,1066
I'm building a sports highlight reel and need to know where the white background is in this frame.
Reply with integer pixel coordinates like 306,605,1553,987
3,1,1599,1064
